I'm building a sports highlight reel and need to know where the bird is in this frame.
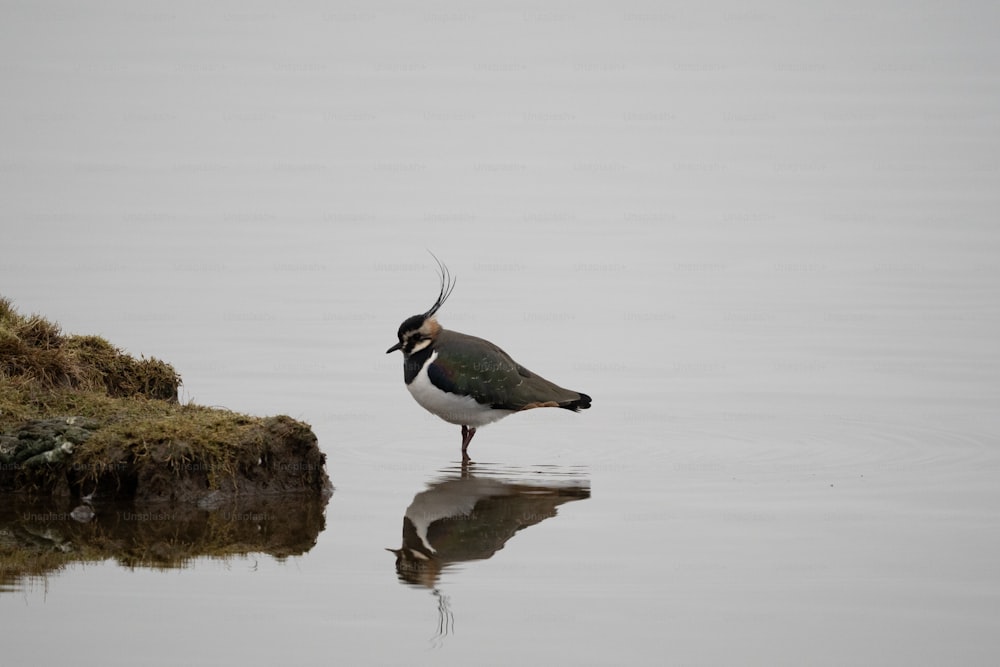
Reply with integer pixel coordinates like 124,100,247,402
386,257,592,460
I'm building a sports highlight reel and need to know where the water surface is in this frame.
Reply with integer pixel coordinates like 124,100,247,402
2,2,999,665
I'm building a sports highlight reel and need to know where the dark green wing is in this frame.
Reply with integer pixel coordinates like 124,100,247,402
429,330,589,411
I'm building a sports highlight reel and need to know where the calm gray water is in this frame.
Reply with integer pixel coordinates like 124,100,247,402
2,3,999,665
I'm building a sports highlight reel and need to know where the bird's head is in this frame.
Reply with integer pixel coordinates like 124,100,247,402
386,256,455,356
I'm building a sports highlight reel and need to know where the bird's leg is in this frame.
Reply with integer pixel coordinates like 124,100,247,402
460,425,476,461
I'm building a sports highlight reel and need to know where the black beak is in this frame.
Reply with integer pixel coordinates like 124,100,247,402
386,341,402,354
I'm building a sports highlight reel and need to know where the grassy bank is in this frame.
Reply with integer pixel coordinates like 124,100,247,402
0,297,330,502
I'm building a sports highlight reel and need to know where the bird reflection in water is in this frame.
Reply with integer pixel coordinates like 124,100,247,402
389,461,590,642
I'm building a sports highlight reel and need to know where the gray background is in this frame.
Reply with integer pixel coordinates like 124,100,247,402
2,2,999,665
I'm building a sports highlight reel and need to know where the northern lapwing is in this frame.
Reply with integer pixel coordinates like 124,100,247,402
386,258,592,460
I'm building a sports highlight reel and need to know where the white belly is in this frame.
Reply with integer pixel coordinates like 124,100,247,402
407,352,513,428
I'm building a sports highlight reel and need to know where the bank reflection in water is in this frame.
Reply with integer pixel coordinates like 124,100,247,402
390,463,590,589
0,493,330,591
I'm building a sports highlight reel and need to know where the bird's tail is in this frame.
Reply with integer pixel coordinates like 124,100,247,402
562,392,592,412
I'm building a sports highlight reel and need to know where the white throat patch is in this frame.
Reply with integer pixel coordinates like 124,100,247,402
410,338,432,353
